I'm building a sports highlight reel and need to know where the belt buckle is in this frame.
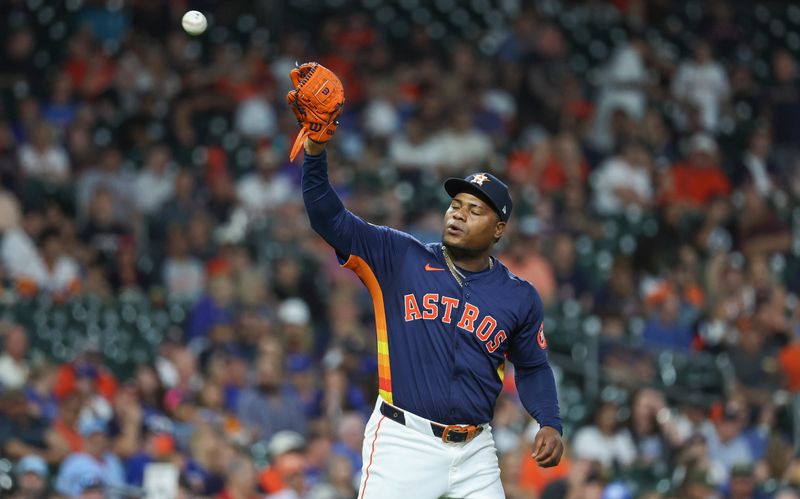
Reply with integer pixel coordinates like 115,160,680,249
441,425,476,444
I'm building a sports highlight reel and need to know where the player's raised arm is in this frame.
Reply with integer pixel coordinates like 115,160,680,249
287,62,413,270
509,289,564,468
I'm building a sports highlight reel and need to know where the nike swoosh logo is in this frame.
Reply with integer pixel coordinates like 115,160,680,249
425,263,445,271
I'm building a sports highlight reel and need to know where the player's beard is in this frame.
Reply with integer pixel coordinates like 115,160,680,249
443,240,485,261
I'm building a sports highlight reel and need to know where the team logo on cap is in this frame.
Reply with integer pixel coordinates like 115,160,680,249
471,173,490,186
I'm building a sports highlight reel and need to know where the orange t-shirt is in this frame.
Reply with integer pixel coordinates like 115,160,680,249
501,255,556,305
666,163,731,206
52,419,82,453
780,344,800,391
53,364,117,401
519,452,571,494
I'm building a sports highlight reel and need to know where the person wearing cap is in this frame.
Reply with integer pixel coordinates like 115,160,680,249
218,451,265,499
300,123,562,499
12,454,49,499
661,132,731,213
724,463,771,499
258,430,308,496
703,401,754,483
53,418,126,498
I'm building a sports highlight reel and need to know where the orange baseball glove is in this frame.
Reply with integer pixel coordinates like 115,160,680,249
286,62,345,161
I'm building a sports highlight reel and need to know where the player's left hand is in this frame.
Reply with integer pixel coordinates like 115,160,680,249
285,62,345,162
531,426,563,467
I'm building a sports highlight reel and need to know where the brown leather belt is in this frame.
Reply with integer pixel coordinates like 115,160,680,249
379,401,484,444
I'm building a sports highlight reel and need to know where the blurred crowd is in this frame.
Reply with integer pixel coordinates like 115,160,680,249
1,0,800,497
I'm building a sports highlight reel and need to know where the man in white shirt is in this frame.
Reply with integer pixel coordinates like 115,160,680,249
17,123,70,185
571,401,637,469
134,145,176,215
435,110,493,173
236,145,295,218
592,140,654,215
388,118,445,172
591,38,649,152
672,41,730,132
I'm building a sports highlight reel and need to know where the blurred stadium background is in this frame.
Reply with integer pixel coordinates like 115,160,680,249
0,0,800,498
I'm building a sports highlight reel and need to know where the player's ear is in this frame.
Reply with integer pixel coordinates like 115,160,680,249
494,221,506,243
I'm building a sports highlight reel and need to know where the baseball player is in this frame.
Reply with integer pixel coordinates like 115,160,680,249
287,63,563,498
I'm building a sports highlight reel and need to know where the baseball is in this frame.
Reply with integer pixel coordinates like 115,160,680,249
181,10,207,36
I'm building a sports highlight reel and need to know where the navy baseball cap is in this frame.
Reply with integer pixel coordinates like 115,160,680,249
444,172,513,222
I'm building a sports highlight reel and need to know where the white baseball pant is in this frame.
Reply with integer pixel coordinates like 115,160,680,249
357,397,504,499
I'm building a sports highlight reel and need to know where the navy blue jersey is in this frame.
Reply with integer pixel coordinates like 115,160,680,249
303,152,561,431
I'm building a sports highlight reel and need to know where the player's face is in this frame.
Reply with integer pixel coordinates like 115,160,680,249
443,192,505,252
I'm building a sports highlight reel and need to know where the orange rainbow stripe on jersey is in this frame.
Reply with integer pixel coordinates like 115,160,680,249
344,255,393,403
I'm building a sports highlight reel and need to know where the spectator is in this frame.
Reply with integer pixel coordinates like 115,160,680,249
732,127,779,196
590,37,649,152
17,122,70,185
235,87,278,141
1,208,46,296
31,228,81,298
702,402,754,482
729,328,782,406
122,414,176,487
435,109,493,173
237,354,306,442
0,324,30,389
641,290,695,352
75,147,135,223
158,168,203,233
735,184,792,258
217,452,262,499
661,133,731,212
42,73,78,129
54,419,126,498
0,390,62,463
627,388,674,467
259,430,307,496
79,187,132,273
388,117,443,174
186,274,236,342
50,394,83,455
724,463,770,499
24,363,59,423
236,144,296,217
594,257,641,319
500,223,556,307
672,40,730,132
134,145,176,215
162,226,206,302
331,412,365,481
323,454,357,498
592,140,653,216
571,400,636,470
12,454,49,499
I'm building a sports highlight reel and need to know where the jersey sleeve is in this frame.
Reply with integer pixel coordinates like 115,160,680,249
510,287,562,433
507,288,548,368
302,151,415,278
